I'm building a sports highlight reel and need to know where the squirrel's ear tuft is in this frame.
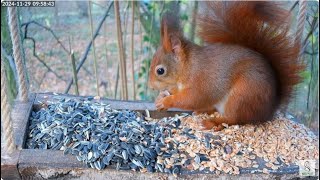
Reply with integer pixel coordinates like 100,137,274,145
160,12,182,53
161,18,171,52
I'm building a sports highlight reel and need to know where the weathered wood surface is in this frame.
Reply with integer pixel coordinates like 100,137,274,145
17,149,302,179
2,92,312,179
1,151,21,180
18,166,303,180
1,94,36,180
12,94,36,149
17,150,303,179
33,92,190,119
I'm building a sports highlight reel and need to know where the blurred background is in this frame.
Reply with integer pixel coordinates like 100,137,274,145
1,1,318,133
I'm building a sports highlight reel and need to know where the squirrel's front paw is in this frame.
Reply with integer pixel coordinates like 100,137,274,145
155,90,171,111
155,95,173,111
158,90,170,99
155,96,167,111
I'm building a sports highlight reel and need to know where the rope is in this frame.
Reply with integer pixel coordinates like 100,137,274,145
295,0,307,53
1,58,16,154
8,7,28,102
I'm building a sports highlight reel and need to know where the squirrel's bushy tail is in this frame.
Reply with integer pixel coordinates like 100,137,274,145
197,1,304,104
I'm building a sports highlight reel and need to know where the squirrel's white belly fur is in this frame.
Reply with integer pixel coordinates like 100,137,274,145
214,92,230,115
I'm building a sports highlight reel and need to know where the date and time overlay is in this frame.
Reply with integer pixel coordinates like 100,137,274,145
2,0,55,7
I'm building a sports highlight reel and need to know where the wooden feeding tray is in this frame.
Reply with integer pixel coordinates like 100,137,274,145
1,92,313,179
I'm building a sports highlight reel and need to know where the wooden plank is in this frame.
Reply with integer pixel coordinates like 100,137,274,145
18,150,300,179
1,151,21,179
11,93,36,149
18,149,300,175
34,92,160,110
1,94,35,180
1,164,21,180
18,149,84,168
18,166,301,180
34,92,191,119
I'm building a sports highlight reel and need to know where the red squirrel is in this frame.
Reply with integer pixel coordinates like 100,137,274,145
148,2,304,130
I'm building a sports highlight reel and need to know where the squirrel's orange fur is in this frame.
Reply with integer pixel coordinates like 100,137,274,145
148,2,304,130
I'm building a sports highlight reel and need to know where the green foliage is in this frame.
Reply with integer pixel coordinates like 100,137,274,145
137,58,151,100
143,35,150,42
287,2,319,131
135,1,194,101
1,7,13,54
1,7,18,103
300,70,311,80
180,14,188,21
2,59,18,103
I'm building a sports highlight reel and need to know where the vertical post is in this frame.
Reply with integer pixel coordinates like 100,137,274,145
104,1,110,97
1,58,16,154
189,1,198,42
8,7,28,102
88,0,100,97
114,0,128,100
131,1,136,100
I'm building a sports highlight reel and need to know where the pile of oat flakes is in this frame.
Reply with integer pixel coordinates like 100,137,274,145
158,113,319,175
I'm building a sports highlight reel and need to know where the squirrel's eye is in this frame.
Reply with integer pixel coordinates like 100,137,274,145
156,67,165,75
155,65,166,76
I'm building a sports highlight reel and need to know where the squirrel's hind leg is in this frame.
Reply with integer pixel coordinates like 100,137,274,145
199,116,238,131
193,108,217,116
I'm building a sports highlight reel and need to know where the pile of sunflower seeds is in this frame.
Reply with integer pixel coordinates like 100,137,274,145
26,97,319,176
26,97,186,175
